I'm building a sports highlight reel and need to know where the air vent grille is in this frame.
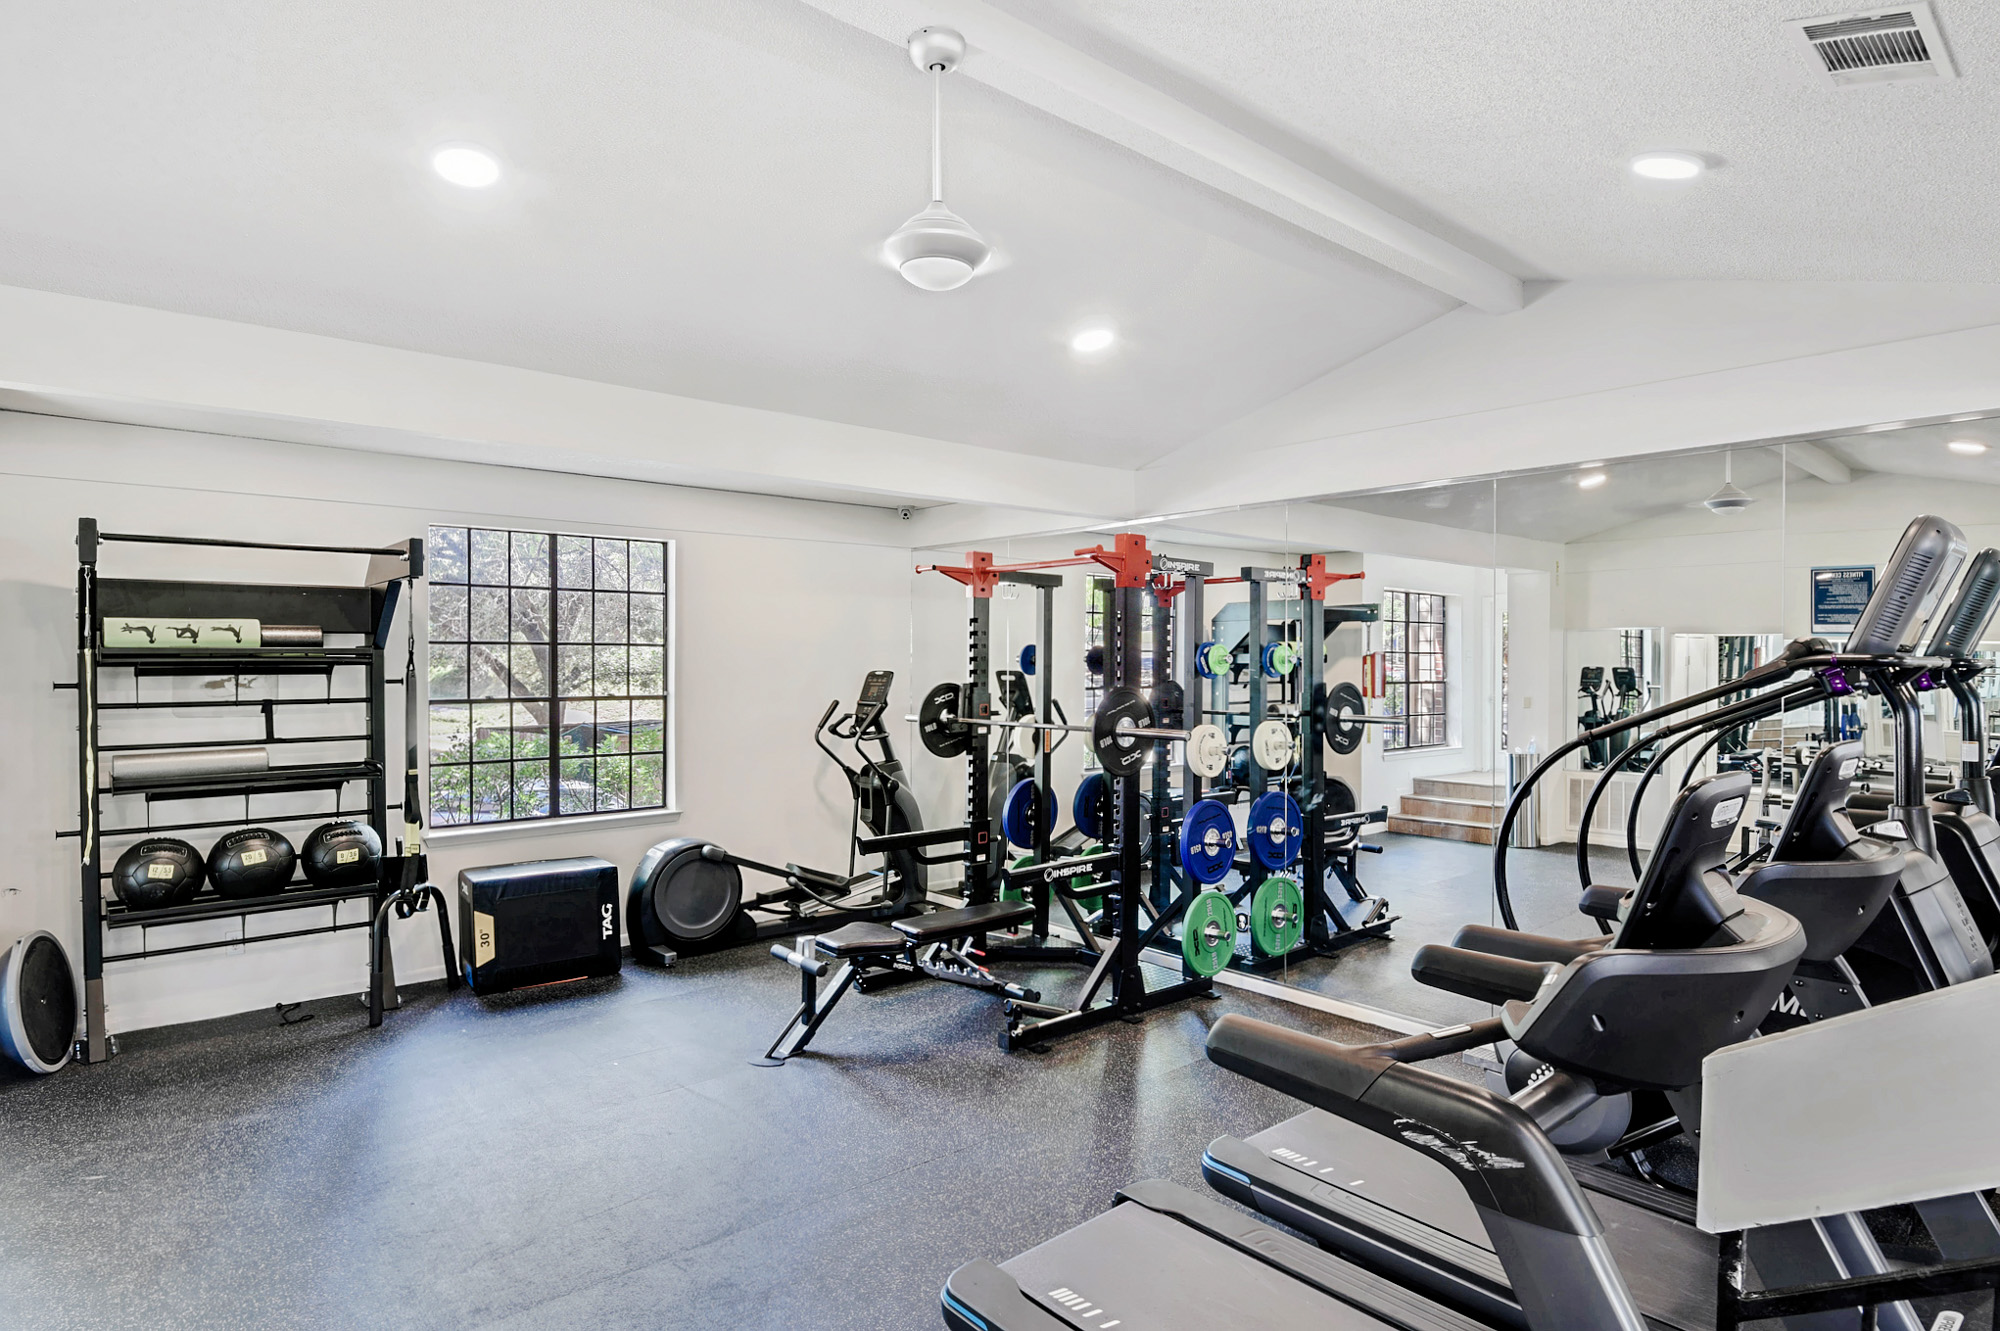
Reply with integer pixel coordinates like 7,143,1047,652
1787,4,1956,86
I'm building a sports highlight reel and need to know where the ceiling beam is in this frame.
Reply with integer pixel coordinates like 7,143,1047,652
1780,439,1854,484
797,0,1523,314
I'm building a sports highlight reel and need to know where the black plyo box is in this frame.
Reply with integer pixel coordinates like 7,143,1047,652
458,857,621,995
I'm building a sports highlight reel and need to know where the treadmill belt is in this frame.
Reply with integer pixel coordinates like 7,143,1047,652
1004,1203,1395,1329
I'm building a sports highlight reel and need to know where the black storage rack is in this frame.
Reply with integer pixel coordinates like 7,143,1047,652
63,520,423,1062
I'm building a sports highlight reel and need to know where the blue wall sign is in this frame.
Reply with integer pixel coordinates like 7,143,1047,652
1811,566,1875,635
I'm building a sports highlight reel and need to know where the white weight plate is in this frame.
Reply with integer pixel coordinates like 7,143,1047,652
1251,719,1295,771
1186,724,1229,779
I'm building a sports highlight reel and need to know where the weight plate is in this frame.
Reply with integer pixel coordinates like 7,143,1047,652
1325,776,1357,817
1195,641,1232,679
1182,889,1237,977
990,758,1030,827
1252,719,1296,772
1261,641,1299,679
1186,724,1229,779
1066,845,1111,913
1072,771,1110,842
1178,797,1238,886
1001,778,1055,848
1153,679,1185,730
1247,790,1303,870
1019,644,1036,676
1324,680,1366,756
1091,687,1155,778
917,682,972,759
1250,875,1305,957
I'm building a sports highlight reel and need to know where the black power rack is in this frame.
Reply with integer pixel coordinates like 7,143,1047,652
61,520,431,1062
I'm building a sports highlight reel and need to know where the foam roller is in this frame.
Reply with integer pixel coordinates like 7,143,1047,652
110,746,270,788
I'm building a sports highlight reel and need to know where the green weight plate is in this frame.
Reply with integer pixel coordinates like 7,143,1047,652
1066,845,1111,914
1004,853,1034,903
1250,875,1305,957
1261,641,1299,678
1182,889,1237,977
1200,641,1233,678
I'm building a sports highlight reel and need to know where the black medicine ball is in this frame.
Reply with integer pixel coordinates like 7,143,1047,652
301,820,382,889
110,838,206,910
208,828,297,899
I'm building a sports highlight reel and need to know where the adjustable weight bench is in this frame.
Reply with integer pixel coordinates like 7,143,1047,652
756,899,1040,1064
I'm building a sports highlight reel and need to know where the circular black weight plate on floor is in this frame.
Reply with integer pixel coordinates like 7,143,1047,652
1,932,76,1074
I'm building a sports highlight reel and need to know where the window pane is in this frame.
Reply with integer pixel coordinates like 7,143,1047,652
429,703,470,764
511,761,551,819
630,699,663,753
594,645,628,697
596,700,631,753
430,645,467,700
429,527,469,584
470,646,508,700
594,591,628,643
556,590,592,642
510,643,549,697
510,531,550,587
469,588,508,642
557,535,594,589
559,758,593,815
472,703,512,760
631,594,664,645
512,701,550,759
630,542,665,593
557,644,592,697
511,589,551,644
471,529,508,584
594,756,631,810
594,539,628,591
472,762,511,821
430,765,469,825
430,584,468,642
629,645,664,696
632,753,664,808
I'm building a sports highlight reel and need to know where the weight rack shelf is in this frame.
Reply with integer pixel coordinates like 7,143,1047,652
69,519,424,1063
104,882,385,930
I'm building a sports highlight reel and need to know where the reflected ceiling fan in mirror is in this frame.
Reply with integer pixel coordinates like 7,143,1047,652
1701,451,1756,513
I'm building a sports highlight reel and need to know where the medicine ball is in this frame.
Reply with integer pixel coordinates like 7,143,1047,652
208,827,297,899
301,820,382,889
110,838,206,910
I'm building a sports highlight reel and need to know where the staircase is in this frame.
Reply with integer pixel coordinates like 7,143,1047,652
1387,772,1506,845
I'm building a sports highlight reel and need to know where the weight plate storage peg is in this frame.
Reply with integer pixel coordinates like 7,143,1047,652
1090,687,1155,778
1186,724,1229,779
917,682,973,759
1072,771,1110,841
1251,719,1296,772
1194,641,1232,679
1322,680,1367,756
1260,641,1299,679
1247,790,1303,870
1001,779,1056,848
1249,875,1305,957
1182,889,1238,977
1178,797,1238,886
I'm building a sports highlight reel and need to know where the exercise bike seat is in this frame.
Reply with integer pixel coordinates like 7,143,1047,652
811,922,907,958
892,899,1033,943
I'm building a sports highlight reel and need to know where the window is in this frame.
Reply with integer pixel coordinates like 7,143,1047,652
1381,590,1447,751
426,526,670,826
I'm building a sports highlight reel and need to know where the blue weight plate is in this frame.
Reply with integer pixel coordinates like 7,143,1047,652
1178,797,1237,886
1002,779,1054,849
1247,790,1303,870
1020,643,1036,676
1072,770,1109,842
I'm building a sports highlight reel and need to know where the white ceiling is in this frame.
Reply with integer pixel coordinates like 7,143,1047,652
1048,0,2000,281
0,0,1451,471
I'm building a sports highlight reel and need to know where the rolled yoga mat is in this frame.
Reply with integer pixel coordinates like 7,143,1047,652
259,625,324,647
110,746,270,789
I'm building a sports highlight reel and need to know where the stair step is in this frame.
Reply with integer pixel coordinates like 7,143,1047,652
1413,775,1506,801
1399,795,1499,823
1387,815,1498,845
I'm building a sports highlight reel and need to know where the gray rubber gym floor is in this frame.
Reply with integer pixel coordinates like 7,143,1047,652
1267,834,1633,1025
0,947,1405,1331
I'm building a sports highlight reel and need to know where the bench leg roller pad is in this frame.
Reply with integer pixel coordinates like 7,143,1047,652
458,857,623,996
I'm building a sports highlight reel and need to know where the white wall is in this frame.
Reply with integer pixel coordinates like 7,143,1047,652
0,411,920,1033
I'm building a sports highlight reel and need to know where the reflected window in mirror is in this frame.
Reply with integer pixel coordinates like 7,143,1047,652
1382,590,1448,750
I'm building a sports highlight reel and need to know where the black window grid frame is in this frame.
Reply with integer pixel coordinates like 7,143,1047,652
425,526,672,826
1381,589,1449,752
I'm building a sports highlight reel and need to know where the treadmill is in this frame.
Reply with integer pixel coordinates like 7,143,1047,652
944,772,1817,1331
1198,771,1913,1331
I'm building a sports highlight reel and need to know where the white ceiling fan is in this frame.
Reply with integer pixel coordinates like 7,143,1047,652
882,28,991,291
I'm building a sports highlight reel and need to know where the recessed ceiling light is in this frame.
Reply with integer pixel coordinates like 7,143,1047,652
432,144,501,189
1071,327,1116,354
1948,439,1989,456
1629,151,1705,181
1577,471,1608,490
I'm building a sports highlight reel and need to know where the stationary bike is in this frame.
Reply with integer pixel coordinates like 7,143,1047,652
626,670,930,964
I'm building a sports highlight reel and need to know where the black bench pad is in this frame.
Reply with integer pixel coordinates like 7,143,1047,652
811,922,909,958
893,900,1034,942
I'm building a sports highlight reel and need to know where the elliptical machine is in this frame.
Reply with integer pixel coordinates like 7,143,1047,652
626,670,929,965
